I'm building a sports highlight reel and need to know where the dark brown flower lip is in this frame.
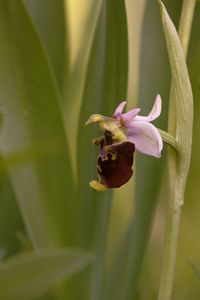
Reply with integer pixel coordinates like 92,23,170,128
97,131,135,188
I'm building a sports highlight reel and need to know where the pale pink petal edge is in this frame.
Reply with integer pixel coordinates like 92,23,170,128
113,101,126,117
121,108,141,125
134,94,162,122
126,121,163,158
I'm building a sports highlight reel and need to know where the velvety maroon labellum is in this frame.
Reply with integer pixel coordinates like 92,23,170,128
98,136,135,188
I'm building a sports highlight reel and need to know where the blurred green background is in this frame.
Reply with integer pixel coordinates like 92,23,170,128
0,0,200,299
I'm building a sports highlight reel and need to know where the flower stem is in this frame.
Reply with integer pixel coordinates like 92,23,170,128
158,129,179,153
158,1,196,300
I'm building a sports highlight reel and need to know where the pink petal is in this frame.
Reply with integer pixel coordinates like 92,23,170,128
121,108,141,126
126,120,163,157
134,94,162,122
113,101,126,118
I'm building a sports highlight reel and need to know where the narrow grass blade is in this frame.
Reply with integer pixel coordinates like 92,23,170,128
24,0,68,91
77,0,128,243
0,165,24,257
190,260,200,280
185,10,200,231
76,0,128,299
160,1,193,176
63,0,103,168
0,249,93,300
0,115,24,258
0,0,74,250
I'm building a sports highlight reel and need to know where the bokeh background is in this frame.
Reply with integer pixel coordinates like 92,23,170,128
0,0,200,299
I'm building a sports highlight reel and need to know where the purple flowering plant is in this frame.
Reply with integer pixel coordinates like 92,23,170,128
86,95,163,191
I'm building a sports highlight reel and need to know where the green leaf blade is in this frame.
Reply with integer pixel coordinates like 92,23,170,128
24,0,69,91
0,249,93,300
77,0,128,238
76,0,128,299
159,0,193,185
0,0,75,249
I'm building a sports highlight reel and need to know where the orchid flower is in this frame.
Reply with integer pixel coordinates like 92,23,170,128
86,94,163,191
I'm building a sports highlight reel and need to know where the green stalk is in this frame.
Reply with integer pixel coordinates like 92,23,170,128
89,192,112,300
158,129,179,153
158,1,196,300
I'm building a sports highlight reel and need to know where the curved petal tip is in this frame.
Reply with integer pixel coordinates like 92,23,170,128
113,101,126,117
149,94,162,120
134,94,162,122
